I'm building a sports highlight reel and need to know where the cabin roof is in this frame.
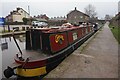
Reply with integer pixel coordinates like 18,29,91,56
30,26,83,33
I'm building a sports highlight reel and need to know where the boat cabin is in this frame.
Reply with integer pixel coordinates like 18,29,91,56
26,25,93,54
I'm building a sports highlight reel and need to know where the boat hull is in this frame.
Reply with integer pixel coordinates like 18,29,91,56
15,31,94,78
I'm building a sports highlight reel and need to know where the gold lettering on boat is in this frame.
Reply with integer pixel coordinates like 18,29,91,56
55,35,64,44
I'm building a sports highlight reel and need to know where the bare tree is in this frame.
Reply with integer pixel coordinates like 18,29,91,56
84,4,97,18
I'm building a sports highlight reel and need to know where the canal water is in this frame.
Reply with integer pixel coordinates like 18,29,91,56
1,35,25,78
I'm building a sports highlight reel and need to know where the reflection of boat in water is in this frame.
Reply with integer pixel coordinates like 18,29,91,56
13,35,25,42
18,35,25,42
0,38,8,51
1,42,8,51
4,24,95,79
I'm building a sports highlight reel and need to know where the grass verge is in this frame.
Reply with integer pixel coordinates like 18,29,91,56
109,25,120,44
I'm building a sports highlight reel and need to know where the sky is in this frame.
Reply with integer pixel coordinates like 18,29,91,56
0,0,119,19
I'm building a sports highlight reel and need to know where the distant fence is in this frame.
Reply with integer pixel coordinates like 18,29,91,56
3,25,31,32
5,22,24,25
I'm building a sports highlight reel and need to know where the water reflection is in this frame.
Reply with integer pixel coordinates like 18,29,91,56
14,35,25,42
1,35,25,78
0,35,25,51
0,38,8,51
1,35,44,80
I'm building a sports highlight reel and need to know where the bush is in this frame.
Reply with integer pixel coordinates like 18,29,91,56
22,18,28,25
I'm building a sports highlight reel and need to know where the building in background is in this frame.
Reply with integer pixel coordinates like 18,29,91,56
49,16,66,21
33,14,49,22
67,7,89,25
5,7,30,23
48,16,67,26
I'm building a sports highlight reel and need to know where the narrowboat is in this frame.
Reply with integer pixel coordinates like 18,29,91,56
4,23,95,78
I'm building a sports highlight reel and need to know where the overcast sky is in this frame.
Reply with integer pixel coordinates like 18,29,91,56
0,0,119,19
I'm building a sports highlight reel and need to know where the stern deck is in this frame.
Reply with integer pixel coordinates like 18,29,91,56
16,50,52,62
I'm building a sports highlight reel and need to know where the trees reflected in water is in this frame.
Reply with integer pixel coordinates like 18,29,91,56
0,35,25,51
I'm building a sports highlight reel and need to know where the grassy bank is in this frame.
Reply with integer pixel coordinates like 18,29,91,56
1,30,12,33
109,25,120,44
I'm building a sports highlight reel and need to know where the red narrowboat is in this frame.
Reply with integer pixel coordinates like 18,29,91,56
4,24,94,78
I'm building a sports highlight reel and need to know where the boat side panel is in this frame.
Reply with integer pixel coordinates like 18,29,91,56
87,25,91,33
82,27,86,36
67,28,82,45
49,32,68,53
68,31,73,44
77,28,82,39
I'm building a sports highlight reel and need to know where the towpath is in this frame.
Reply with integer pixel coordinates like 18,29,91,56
45,22,118,78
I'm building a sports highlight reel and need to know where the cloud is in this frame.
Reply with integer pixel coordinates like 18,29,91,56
0,1,118,18
1,0,119,2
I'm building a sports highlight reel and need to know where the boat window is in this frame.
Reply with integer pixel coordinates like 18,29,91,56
72,32,77,40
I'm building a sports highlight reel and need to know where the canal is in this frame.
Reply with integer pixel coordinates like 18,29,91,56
1,35,25,79
1,35,46,80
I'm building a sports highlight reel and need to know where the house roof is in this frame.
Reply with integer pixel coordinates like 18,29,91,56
17,7,30,15
12,10,21,15
67,7,89,17
5,7,30,18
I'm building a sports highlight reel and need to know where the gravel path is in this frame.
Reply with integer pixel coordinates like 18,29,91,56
45,22,118,78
